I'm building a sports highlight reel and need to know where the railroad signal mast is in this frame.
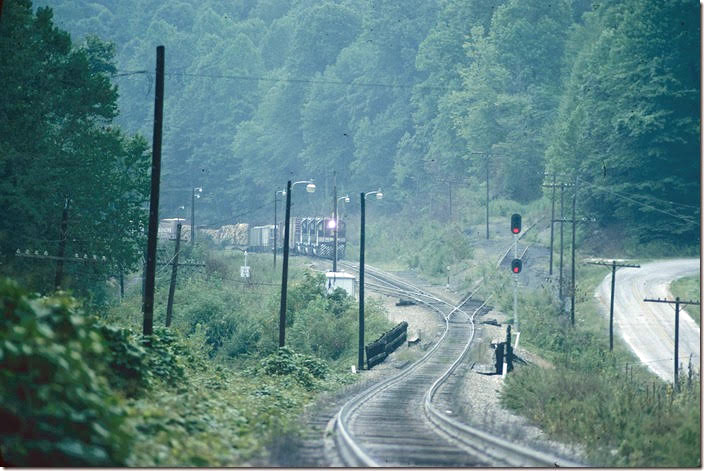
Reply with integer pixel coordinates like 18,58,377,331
510,213,521,329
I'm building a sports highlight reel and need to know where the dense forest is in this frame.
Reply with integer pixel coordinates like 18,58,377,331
25,0,700,246
0,0,700,466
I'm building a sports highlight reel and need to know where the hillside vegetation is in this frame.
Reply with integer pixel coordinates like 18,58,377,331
28,0,699,247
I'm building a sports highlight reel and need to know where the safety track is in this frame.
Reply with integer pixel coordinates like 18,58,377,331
333,258,583,467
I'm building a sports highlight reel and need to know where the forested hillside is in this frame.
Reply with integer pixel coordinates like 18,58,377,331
30,0,699,246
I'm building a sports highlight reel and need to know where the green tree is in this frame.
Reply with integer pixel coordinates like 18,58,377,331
450,0,574,202
545,0,700,244
0,1,149,294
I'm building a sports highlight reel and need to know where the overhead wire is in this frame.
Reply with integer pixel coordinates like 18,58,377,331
112,69,458,92
576,177,699,225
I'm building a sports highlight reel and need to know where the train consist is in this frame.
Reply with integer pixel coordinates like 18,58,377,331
160,216,346,260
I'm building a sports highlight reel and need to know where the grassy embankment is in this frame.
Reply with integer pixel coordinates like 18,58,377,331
670,275,700,325
493,257,700,467
0,245,393,466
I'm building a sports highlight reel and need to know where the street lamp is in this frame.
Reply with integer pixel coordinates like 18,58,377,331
278,179,316,347
333,194,350,272
191,186,202,246
274,188,286,269
358,188,383,371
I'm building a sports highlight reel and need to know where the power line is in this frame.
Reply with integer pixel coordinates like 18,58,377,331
112,69,457,92
578,178,698,225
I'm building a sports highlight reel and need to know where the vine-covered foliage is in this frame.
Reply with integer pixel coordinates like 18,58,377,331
0,279,130,466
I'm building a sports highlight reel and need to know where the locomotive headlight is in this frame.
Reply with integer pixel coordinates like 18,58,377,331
306,183,316,193
327,219,336,229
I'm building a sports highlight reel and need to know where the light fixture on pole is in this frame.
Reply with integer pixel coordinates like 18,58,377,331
358,188,383,371
191,186,202,247
278,180,316,347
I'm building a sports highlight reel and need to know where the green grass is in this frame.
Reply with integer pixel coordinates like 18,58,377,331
670,275,700,325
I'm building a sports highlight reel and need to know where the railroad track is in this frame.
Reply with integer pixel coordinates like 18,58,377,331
332,259,582,467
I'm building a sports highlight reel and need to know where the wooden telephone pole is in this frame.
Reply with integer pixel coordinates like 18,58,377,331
143,45,165,338
643,297,700,390
586,260,640,350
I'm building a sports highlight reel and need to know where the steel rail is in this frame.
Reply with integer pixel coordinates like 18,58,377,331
423,296,582,467
333,273,472,466
332,249,583,467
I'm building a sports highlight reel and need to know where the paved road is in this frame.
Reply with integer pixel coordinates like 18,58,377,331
595,258,700,382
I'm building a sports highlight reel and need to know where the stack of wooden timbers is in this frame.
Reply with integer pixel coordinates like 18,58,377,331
365,321,408,369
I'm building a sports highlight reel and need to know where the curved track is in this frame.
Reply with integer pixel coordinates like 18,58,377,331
334,260,582,467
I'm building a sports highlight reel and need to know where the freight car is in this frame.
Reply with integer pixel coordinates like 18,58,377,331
194,216,346,261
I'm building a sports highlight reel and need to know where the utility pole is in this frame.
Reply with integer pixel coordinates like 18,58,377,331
143,45,165,338
547,179,573,300
643,297,700,390
54,197,70,290
542,175,557,275
190,186,202,247
559,183,565,299
333,180,338,272
358,189,383,371
586,260,640,351
278,179,315,347
448,181,453,221
274,190,278,269
359,192,366,371
570,181,577,326
279,181,293,347
485,155,490,239
471,151,495,239
165,223,182,327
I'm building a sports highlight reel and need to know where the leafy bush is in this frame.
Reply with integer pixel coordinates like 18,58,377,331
260,346,329,389
0,279,130,466
98,324,150,396
143,327,187,386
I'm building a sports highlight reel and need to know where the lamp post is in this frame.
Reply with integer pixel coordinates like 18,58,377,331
278,179,316,347
191,186,202,247
333,194,350,272
358,188,383,371
274,188,286,269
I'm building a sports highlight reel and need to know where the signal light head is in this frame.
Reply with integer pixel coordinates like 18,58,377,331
510,213,522,234
511,258,522,274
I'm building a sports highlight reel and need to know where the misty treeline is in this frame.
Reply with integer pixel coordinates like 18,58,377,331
2,0,700,285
